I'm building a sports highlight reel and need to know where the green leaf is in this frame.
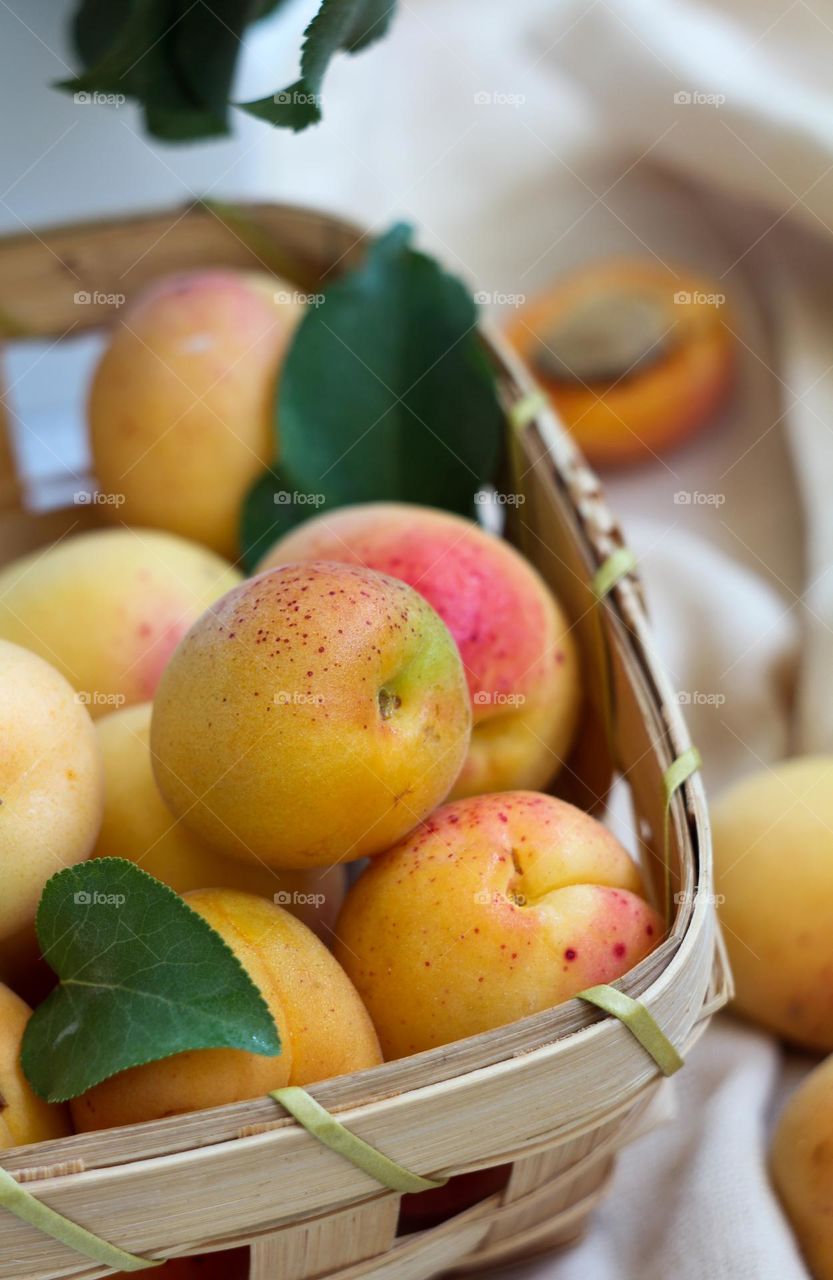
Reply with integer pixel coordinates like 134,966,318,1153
61,0,396,141
240,468,305,570
254,0,294,17
62,0,160,97
22,859,281,1103
239,223,504,567
241,0,397,131
160,0,256,140
61,0,258,142
72,0,135,76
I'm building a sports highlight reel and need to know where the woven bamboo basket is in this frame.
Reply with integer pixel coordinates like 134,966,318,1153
0,203,731,1280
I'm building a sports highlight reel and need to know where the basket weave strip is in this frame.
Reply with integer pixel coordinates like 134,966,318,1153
0,1166,159,1271
271,1088,446,1192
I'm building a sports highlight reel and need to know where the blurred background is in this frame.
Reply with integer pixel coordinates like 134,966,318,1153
3,1,833,1276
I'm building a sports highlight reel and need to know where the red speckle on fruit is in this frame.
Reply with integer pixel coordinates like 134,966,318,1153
613,942,626,959
565,948,577,961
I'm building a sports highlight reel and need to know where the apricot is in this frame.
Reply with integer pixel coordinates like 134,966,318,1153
0,983,71,1148
0,639,103,943
259,503,580,797
71,889,382,1131
772,1054,833,1279
0,529,240,717
94,702,345,938
504,259,735,466
713,756,833,1051
89,270,303,557
151,563,471,869
335,790,663,1058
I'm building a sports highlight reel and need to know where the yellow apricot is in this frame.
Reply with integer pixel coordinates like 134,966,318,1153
713,756,833,1050
0,983,71,1148
772,1054,833,1279
335,790,663,1059
94,702,345,937
0,529,240,717
89,270,303,557
0,639,103,943
259,503,581,798
151,563,471,869
71,890,382,1131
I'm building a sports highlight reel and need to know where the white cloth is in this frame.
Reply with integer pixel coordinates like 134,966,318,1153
4,1,831,1275
526,2,833,1276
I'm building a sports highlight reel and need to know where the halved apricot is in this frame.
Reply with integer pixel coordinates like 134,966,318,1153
505,260,735,467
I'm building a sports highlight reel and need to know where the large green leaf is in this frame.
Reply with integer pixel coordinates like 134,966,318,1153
240,223,504,568
22,859,281,1103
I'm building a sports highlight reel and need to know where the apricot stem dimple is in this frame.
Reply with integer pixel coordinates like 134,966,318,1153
507,847,529,906
378,688,401,720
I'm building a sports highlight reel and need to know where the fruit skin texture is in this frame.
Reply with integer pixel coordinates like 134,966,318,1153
0,529,240,718
151,562,472,870
259,503,580,799
0,983,71,1148
0,639,104,942
89,270,302,558
71,889,382,1131
504,259,735,467
93,702,345,938
712,756,833,1051
334,790,663,1059
772,1054,833,1280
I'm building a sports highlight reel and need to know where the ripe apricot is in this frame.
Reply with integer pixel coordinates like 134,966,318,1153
505,259,734,466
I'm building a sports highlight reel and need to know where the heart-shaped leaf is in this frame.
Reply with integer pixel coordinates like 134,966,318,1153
22,859,281,1103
